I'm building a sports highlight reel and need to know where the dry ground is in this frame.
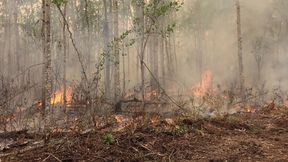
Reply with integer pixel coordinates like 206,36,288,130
1,106,288,162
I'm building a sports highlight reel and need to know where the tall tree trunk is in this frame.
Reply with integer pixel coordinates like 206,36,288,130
148,0,160,90
103,0,111,99
42,0,52,113
137,1,145,101
84,0,92,77
126,2,131,87
172,12,177,71
14,11,20,78
165,36,172,77
236,0,244,99
150,32,159,91
122,0,128,94
170,12,177,75
132,0,145,98
62,3,68,112
4,0,12,80
113,0,120,101
149,34,153,89
10,0,21,87
160,33,165,87
122,42,126,94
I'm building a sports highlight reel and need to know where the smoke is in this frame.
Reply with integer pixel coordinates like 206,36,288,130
1,0,287,105
175,0,288,94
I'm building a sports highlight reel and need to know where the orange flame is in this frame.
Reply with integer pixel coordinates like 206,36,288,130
192,71,212,97
150,114,160,125
50,86,73,105
244,104,255,113
146,90,158,99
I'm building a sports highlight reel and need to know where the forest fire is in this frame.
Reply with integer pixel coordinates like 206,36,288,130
50,86,73,105
123,89,159,100
3,1,288,161
244,104,255,113
150,114,160,125
146,90,158,99
192,71,212,97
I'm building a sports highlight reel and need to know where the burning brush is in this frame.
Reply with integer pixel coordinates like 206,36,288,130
192,70,212,97
50,86,73,105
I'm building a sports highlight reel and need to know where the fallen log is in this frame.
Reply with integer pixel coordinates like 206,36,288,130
0,140,44,158
114,98,142,113
114,98,169,113
0,129,29,140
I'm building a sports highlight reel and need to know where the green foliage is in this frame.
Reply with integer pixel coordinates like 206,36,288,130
77,0,102,30
132,0,145,6
161,23,176,37
131,0,183,39
52,0,66,7
144,1,183,22
167,23,176,32
102,132,114,145
120,29,133,40
175,123,189,134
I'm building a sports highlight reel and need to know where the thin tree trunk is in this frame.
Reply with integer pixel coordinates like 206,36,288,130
164,36,172,77
42,0,52,114
172,13,177,71
62,3,67,112
5,0,12,79
139,1,146,101
236,0,244,99
113,0,120,101
149,34,153,89
122,0,128,94
160,33,165,87
132,0,144,96
126,4,131,85
14,11,21,78
84,0,92,76
151,32,159,90
103,0,111,99
122,44,126,94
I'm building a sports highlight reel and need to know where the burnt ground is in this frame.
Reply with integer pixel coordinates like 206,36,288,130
1,106,288,162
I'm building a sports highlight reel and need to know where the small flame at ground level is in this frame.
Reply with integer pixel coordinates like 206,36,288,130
244,104,255,113
192,71,212,97
50,86,73,105
150,114,160,125
146,90,158,99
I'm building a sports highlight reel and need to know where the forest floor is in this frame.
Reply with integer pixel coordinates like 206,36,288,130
1,105,288,162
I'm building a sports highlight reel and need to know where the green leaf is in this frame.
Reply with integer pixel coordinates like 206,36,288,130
52,0,66,7
102,132,114,145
